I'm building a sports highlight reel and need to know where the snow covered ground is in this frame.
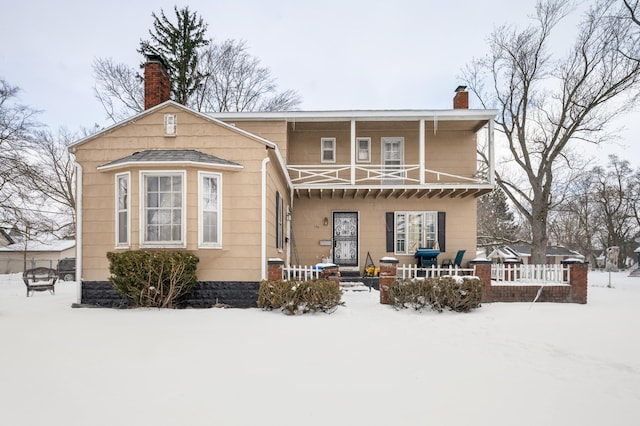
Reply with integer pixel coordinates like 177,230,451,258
1,271,639,426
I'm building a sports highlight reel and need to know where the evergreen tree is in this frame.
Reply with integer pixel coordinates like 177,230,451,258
477,188,519,250
138,6,209,105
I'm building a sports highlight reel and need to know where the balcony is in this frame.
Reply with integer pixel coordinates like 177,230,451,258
288,163,493,199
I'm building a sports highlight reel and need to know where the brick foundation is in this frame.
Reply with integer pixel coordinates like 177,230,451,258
80,281,260,308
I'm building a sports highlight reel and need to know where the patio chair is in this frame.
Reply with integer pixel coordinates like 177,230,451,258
441,250,466,268
23,267,57,297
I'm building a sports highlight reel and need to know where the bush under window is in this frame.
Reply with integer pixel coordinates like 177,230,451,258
107,250,199,308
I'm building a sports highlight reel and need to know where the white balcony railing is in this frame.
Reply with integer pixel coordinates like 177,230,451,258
287,164,488,186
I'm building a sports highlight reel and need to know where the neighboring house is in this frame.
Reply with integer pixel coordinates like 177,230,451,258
68,55,498,307
0,238,76,274
488,245,585,265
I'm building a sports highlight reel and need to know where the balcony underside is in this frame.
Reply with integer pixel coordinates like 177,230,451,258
292,185,493,200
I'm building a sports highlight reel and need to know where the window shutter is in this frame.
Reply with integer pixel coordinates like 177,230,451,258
386,212,394,252
437,211,446,253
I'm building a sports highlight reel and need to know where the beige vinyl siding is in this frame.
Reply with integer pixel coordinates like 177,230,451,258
75,105,287,282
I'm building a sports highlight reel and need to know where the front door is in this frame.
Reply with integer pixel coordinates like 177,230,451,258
333,212,358,266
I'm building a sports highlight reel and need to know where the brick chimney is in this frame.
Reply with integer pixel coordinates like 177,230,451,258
453,85,469,109
144,55,171,109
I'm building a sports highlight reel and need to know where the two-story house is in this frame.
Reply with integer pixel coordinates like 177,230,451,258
69,56,497,307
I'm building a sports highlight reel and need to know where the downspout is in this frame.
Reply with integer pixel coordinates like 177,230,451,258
261,156,271,280
75,162,83,304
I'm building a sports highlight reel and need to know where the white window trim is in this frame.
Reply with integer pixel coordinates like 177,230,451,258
164,114,177,136
356,137,371,163
115,172,131,248
394,211,437,255
139,170,186,248
321,137,336,163
198,171,222,249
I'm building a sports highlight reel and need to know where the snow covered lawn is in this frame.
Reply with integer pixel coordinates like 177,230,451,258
1,271,639,426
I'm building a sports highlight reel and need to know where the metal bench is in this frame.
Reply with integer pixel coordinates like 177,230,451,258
22,267,57,297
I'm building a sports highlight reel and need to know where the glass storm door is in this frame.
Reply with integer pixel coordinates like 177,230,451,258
382,137,404,184
333,212,358,266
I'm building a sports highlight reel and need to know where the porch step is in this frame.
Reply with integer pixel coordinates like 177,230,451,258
339,270,362,282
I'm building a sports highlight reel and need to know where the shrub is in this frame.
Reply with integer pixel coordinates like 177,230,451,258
387,276,482,313
257,279,343,314
107,250,199,308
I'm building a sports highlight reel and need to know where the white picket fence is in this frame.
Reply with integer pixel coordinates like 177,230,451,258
397,264,474,279
491,263,569,284
283,264,323,281
396,263,570,285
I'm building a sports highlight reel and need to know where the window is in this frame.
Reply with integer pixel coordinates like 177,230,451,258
395,211,437,254
141,171,185,246
165,114,177,136
115,172,130,247
199,172,221,248
356,137,371,162
276,191,284,250
321,137,336,163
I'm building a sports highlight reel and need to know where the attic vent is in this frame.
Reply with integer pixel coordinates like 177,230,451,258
165,114,177,136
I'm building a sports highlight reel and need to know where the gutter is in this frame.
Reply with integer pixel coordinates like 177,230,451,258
75,162,83,304
261,156,270,280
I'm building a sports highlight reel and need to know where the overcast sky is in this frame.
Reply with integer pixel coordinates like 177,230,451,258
2,0,638,165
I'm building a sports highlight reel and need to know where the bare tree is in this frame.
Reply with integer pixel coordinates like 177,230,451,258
463,0,640,263
93,58,144,123
548,172,598,264
18,128,77,238
193,39,301,112
591,155,639,267
0,78,39,224
94,9,300,122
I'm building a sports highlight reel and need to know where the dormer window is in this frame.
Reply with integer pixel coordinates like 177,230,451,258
165,114,177,136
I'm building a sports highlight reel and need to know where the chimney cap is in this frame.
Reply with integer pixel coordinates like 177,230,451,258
145,54,169,68
455,85,467,93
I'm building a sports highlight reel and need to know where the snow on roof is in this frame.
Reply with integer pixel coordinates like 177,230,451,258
0,239,75,253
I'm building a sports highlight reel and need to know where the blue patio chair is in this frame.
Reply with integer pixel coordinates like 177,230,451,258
441,249,466,268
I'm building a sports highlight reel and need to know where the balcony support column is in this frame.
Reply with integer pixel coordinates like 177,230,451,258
488,119,495,186
350,120,356,184
419,119,425,185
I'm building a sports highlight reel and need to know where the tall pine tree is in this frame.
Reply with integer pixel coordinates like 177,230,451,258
477,188,519,250
138,6,209,105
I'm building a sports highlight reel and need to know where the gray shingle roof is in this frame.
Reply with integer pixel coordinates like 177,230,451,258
98,150,243,170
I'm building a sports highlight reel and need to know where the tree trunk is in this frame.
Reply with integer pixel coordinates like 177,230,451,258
530,201,549,264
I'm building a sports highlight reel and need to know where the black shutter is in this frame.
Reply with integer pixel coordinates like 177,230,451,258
385,212,394,252
437,211,446,253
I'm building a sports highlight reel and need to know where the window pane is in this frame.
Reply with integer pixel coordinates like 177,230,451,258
147,176,158,192
147,192,158,208
118,211,127,243
203,211,217,243
157,176,170,191
159,225,171,241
